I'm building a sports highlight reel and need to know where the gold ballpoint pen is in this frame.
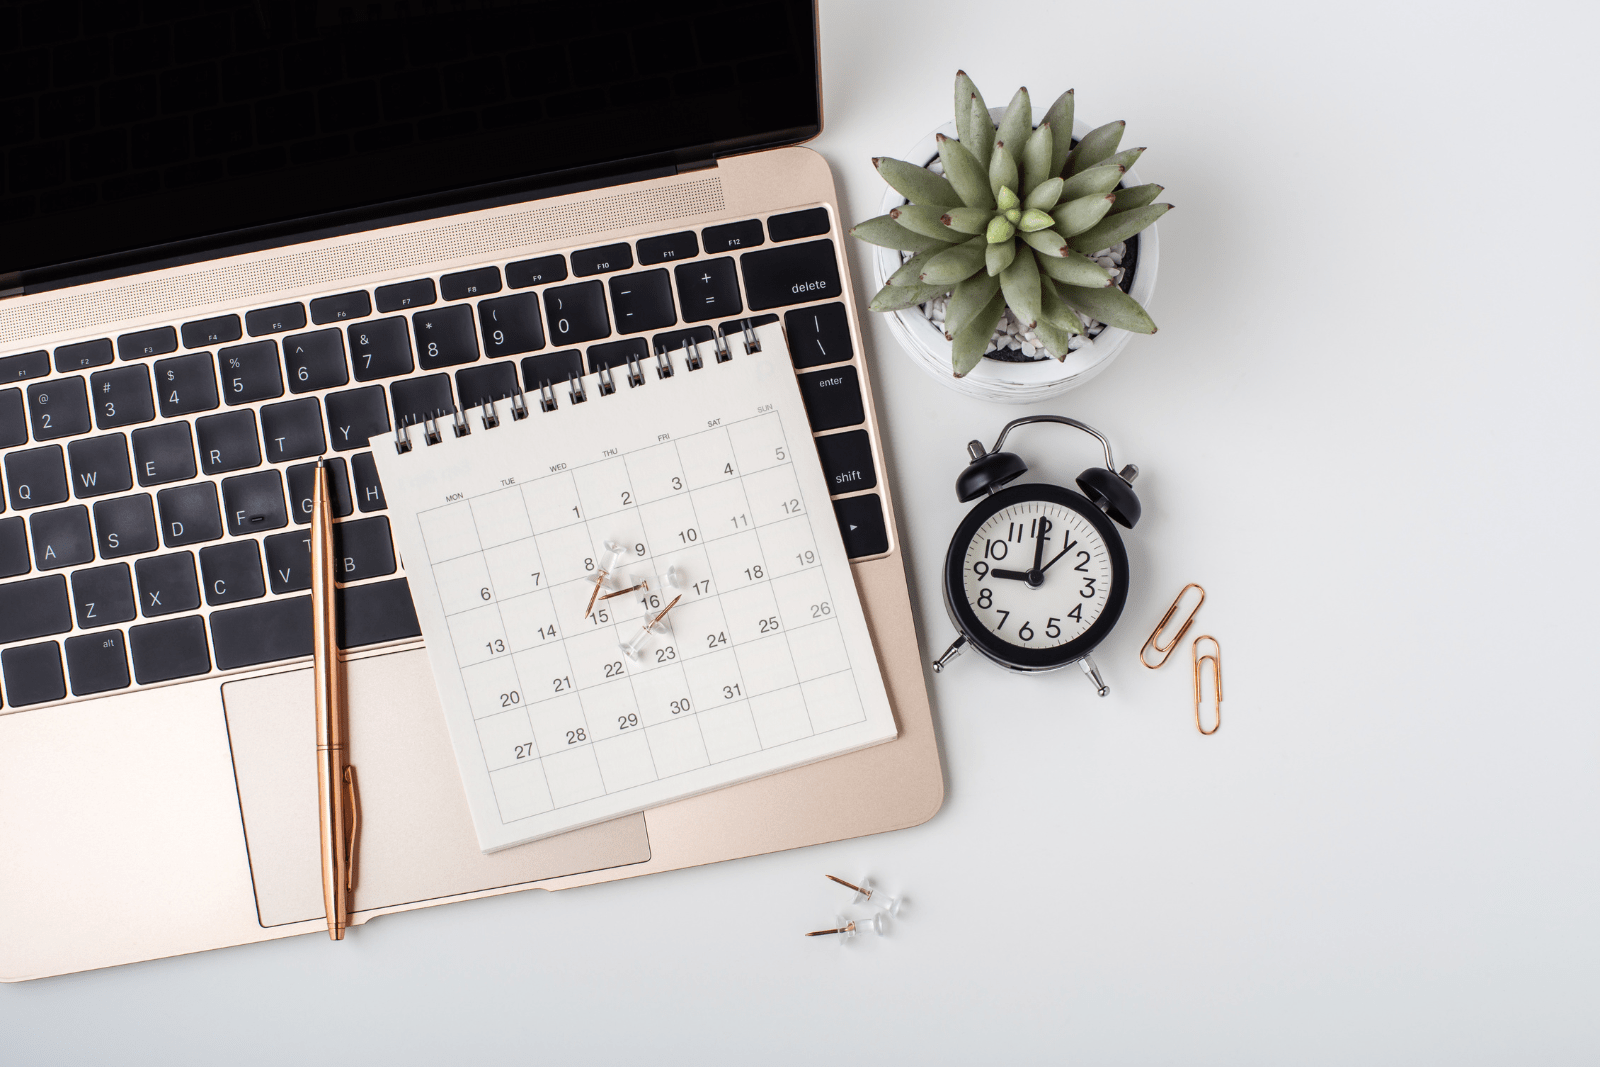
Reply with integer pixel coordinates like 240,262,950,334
311,459,359,939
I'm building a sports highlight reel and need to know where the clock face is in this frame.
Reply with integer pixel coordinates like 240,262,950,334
943,484,1130,672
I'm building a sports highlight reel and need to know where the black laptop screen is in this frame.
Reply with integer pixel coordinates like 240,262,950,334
0,0,820,287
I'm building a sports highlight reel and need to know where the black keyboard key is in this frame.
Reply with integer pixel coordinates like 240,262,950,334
30,505,93,570
310,291,371,325
796,365,865,432
2,641,66,706
157,482,222,547
375,279,436,313
0,574,71,644
571,242,633,278
117,327,178,361
441,266,502,301
26,376,91,441
71,563,136,628
195,409,261,474
260,397,326,462
833,493,889,558
768,207,831,242
390,374,454,426
245,302,306,337
93,494,159,558
221,469,286,535
68,434,133,499
211,596,311,669
412,305,479,370
674,258,741,323
135,551,200,617
587,338,648,376
702,219,764,252
815,429,877,493
784,303,853,369
609,269,676,334
0,351,50,382
264,529,311,593
325,386,390,452
741,239,843,311
286,458,352,523
348,318,414,381
90,365,156,429
219,340,283,404
132,423,197,486
56,338,115,372
6,445,69,511
154,352,220,417
456,363,519,409
283,329,348,392
129,615,211,683
65,629,131,696
199,540,265,606
637,231,698,265
0,388,27,448
351,452,386,512
338,577,420,649
0,517,29,577
478,293,545,357
520,350,584,390
335,516,397,581
182,315,242,349
507,255,567,289
544,282,610,344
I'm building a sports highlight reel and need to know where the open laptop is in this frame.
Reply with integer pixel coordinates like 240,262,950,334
0,0,942,981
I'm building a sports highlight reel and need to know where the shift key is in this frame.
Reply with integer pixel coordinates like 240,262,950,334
739,239,842,311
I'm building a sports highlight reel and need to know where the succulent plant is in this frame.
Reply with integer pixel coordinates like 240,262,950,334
851,72,1173,376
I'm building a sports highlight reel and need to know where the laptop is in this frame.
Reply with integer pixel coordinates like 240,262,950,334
0,0,942,981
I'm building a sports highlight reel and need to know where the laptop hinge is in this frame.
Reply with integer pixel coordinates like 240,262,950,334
0,273,21,300
675,157,718,174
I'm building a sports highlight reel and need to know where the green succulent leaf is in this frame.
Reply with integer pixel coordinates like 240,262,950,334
920,235,990,285
1057,282,1157,334
967,95,995,170
1021,122,1053,196
988,145,1019,201
999,248,1042,329
1041,89,1075,179
1111,183,1164,212
890,204,964,242
869,281,951,313
873,157,965,209
1038,276,1088,335
952,290,1007,377
944,272,1002,339
994,87,1031,159
1101,147,1145,172
1067,203,1171,254
1019,227,1070,257
1036,249,1114,288
941,206,994,235
1018,208,1055,232
889,250,939,287
1060,163,1126,199
954,71,981,149
995,185,1020,212
985,215,1016,244
985,240,1016,276
1032,319,1077,360
936,134,996,210
850,214,951,252
1050,193,1115,237
1069,120,1126,175
1024,177,1064,212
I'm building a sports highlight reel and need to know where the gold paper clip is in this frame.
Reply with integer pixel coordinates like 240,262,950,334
1193,635,1222,735
1140,583,1205,669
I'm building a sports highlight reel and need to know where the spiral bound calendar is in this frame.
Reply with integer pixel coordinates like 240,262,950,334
375,322,898,852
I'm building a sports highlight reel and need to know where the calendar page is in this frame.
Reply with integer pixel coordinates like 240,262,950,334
376,323,898,852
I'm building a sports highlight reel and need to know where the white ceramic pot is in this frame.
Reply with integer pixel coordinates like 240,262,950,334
870,110,1161,404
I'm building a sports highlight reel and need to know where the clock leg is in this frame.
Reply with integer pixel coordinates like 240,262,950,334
931,635,967,673
1078,655,1109,697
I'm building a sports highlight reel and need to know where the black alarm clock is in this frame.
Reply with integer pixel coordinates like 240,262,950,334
930,415,1141,697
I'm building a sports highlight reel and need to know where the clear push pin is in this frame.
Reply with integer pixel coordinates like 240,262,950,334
619,567,686,661
804,913,886,943
826,875,902,917
584,540,628,618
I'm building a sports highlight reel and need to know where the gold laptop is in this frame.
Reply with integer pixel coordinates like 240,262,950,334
0,1,941,980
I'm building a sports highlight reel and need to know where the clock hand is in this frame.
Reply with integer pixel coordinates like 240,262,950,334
988,568,1033,581
1040,539,1078,574
1029,518,1049,581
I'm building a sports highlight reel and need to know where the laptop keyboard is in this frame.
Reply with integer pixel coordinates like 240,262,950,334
0,205,890,709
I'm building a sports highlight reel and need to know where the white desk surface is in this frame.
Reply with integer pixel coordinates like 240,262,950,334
6,2,1598,1062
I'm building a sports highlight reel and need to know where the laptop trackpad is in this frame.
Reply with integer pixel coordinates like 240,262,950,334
223,649,651,927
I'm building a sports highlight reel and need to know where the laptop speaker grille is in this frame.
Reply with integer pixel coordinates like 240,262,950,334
1,177,726,347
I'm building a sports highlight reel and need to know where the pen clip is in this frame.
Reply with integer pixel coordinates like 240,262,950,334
344,764,361,892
